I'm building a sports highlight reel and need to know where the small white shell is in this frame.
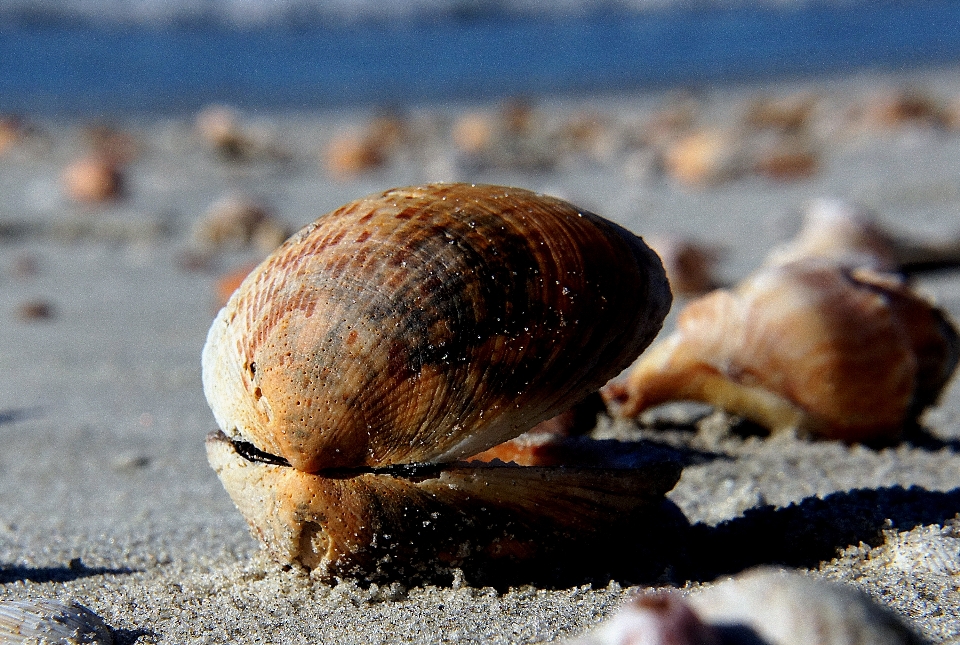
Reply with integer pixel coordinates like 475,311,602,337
564,568,929,645
688,568,929,645
0,599,113,645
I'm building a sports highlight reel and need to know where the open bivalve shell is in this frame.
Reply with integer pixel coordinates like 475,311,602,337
202,183,677,581
604,258,959,443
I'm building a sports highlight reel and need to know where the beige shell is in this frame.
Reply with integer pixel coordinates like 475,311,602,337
202,182,676,580
604,259,959,442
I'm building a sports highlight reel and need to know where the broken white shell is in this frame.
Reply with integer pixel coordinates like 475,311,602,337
0,598,113,645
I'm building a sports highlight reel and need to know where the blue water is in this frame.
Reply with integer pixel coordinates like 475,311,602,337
2,1,960,115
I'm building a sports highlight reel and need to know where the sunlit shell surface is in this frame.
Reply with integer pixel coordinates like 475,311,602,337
604,259,959,442
0,599,113,645
202,183,676,579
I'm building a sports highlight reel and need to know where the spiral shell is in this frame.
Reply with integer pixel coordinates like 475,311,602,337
766,199,900,271
203,183,676,580
0,599,113,645
604,259,959,442
768,198,960,274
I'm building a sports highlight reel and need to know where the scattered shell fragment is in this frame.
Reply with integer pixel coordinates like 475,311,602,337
861,89,944,129
61,155,124,204
565,568,930,645
646,235,723,297
564,592,720,645
0,115,24,155
323,114,407,179
745,93,818,132
752,136,819,180
203,182,676,580
0,598,113,645
81,122,141,165
604,259,960,442
194,104,252,160
17,300,54,321
194,104,285,162
191,194,289,254
662,129,745,186
215,262,258,308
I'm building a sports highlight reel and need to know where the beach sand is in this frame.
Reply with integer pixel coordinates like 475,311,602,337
2,65,960,643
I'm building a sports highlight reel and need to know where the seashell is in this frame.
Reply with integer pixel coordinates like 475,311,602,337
767,199,900,272
467,393,607,466
0,598,113,644
202,182,677,580
751,137,819,181
556,112,620,164
639,94,699,150
744,93,818,132
563,592,720,645
603,258,960,442
81,122,141,165
645,235,723,297
17,300,54,321
451,111,497,156
323,131,386,179
62,155,124,204
564,567,929,645
194,104,252,160
323,114,409,179
191,194,289,254
861,89,944,129
662,129,745,186
194,105,285,162
451,101,554,172
688,568,930,645
769,199,960,274
0,115,24,155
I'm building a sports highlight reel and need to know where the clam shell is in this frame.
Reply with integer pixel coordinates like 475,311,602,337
0,599,113,645
203,183,671,472
605,259,959,442
202,183,676,579
207,430,681,581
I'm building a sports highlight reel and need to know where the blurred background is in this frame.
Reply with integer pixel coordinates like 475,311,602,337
2,0,960,115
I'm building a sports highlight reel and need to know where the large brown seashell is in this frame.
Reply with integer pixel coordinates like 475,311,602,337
203,183,676,580
604,259,959,443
